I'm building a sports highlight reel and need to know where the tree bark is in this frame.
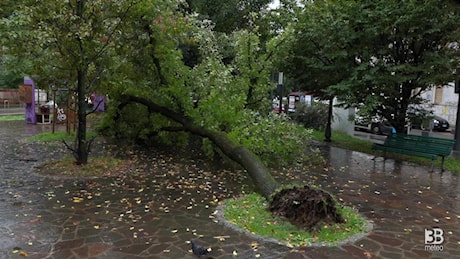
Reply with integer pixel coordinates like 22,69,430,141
76,69,88,165
324,98,333,142
119,94,280,199
74,0,88,165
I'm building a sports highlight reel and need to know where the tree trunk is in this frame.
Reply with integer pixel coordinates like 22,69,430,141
73,0,88,165
76,69,88,165
324,98,333,142
119,94,280,199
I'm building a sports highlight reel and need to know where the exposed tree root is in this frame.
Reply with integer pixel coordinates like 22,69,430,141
269,185,345,231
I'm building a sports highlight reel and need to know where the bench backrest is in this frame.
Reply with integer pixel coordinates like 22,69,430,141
384,133,455,156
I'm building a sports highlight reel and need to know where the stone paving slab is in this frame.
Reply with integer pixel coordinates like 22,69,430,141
0,120,459,258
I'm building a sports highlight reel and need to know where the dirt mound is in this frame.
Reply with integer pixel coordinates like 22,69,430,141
269,185,344,231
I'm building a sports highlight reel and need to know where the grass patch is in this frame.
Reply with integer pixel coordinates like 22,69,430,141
38,156,131,177
27,130,98,143
223,193,368,247
0,115,25,121
311,129,460,173
311,129,374,154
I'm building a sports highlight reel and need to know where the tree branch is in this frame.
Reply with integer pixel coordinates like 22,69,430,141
118,94,280,199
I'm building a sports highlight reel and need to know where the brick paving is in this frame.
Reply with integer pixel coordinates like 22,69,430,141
0,120,459,258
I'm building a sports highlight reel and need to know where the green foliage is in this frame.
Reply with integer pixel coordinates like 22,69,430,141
277,0,460,132
0,56,31,89
186,0,272,33
223,193,369,246
292,103,329,130
228,112,312,167
97,7,312,167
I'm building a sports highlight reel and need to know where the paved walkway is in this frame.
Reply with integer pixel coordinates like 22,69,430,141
0,120,459,258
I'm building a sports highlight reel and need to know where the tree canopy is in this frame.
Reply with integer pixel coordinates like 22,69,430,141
278,0,460,132
184,0,272,33
98,1,311,168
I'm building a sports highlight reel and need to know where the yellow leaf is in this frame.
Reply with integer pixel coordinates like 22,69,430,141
73,197,84,203
94,225,100,229
19,251,28,257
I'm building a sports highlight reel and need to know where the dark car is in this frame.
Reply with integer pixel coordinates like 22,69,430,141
410,115,449,131
354,115,394,135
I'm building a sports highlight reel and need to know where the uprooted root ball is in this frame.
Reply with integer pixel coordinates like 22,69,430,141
269,185,345,231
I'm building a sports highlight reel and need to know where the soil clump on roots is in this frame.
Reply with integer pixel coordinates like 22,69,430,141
269,185,344,231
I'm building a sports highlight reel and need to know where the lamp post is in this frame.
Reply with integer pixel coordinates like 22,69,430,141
278,72,283,114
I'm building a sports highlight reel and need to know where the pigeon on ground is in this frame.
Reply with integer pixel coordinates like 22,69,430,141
190,239,210,258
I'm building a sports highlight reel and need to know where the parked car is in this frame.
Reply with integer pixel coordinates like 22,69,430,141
354,115,394,135
409,115,449,131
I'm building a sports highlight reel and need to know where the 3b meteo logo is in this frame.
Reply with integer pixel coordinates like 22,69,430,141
425,228,444,252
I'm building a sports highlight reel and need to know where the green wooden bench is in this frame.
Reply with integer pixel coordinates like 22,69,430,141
372,133,456,171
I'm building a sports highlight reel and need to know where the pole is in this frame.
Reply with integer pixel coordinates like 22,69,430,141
278,72,283,114
454,80,460,151
52,89,56,134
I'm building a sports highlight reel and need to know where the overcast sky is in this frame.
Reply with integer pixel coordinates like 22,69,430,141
268,0,280,9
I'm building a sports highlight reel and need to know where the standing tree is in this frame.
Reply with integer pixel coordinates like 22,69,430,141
274,0,355,141
278,0,460,133
341,0,460,133
2,0,137,164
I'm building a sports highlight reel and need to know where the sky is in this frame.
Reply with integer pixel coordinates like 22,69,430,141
268,0,280,9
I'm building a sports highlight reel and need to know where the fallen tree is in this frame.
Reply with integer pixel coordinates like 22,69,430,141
116,94,345,229
104,3,344,228
118,94,279,199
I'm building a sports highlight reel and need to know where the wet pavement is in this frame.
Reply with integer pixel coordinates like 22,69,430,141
0,120,459,258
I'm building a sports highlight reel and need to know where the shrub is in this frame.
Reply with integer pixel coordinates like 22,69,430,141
292,103,328,130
